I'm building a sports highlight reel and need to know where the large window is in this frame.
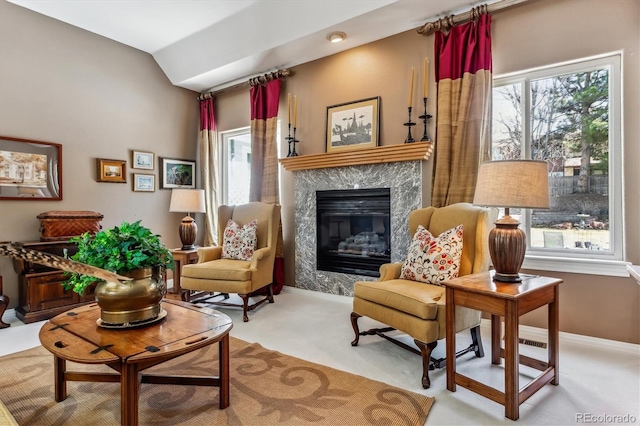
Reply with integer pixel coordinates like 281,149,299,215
220,127,251,205
491,54,624,276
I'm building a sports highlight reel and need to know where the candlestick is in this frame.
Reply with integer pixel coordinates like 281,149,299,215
419,97,432,142
285,124,299,157
408,67,414,107
286,123,292,157
291,127,299,157
404,106,416,143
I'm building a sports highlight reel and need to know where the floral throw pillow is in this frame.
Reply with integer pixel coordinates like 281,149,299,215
400,224,464,285
222,219,258,261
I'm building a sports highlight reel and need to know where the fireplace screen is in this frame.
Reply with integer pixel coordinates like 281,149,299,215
316,188,390,277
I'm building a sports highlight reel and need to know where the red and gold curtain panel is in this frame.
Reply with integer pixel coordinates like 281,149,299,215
249,79,285,294
199,97,219,246
432,12,492,207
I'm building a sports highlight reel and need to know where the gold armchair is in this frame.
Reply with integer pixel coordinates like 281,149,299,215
181,202,281,322
350,203,493,388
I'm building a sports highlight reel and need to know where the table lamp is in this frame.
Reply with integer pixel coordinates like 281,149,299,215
169,189,206,250
473,160,549,283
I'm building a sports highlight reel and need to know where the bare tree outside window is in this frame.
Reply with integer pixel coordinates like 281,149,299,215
492,60,613,255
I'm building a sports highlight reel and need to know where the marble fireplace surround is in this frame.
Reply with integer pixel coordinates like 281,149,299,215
280,143,433,296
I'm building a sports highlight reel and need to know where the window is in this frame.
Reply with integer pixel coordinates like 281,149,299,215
491,54,624,276
220,127,251,205
219,123,284,206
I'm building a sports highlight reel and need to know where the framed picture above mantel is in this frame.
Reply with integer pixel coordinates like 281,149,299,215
325,96,380,154
0,135,63,200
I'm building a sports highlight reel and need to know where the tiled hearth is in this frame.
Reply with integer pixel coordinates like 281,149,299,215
292,161,423,296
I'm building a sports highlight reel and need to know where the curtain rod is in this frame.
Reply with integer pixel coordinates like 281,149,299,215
198,68,292,101
417,0,529,36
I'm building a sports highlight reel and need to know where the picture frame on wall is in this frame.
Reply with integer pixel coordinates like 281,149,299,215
96,158,127,183
160,157,196,189
132,150,154,170
133,173,155,192
325,96,380,154
0,135,63,200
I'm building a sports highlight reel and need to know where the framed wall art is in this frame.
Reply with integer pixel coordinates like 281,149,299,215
325,96,380,154
160,157,195,189
96,158,127,183
0,135,63,200
133,173,155,192
132,150,154,170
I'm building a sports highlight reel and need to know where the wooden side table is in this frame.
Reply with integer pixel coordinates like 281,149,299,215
443,271,562,421
170,247,199,294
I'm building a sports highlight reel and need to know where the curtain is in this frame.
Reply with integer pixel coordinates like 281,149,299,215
431,11,492,207
249,79,285,294
199,97,219,246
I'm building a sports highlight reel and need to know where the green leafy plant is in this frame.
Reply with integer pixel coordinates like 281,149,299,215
63,220,174,294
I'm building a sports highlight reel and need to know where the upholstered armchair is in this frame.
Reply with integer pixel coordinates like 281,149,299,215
181,202,281,322
350,203,494,388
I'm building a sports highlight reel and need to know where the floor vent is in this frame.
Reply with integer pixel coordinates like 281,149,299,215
519,338,547,348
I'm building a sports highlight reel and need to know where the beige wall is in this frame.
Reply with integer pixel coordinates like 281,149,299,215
214,0,639,344
1,0,637,344
0,1,199,306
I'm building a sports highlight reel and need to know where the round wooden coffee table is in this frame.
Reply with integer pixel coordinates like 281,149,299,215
39,298,233,426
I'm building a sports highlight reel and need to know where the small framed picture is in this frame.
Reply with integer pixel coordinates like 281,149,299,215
133,173,155,192
96,158,127,183
160,158,196,189
132,151,154,170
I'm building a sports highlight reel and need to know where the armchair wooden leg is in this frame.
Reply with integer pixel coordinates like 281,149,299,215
350,312,362,346
239,294,250,322
470,325,485,358
267,283,274,303
414,339,437,389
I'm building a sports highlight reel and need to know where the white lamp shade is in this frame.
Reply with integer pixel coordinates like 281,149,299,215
473,160,550,209
169,189,206,213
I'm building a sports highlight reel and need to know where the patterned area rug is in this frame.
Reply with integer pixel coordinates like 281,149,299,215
0,337,433,425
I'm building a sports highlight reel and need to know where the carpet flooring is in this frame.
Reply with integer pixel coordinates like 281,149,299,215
0,336,434,425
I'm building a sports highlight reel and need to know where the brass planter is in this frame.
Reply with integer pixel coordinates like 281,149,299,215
95,266,166,327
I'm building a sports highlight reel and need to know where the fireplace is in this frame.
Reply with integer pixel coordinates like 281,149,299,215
316,188,390,277
292,158,424,296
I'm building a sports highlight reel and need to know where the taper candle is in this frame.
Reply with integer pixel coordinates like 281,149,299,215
408,67,414,107
423,58,429,98
293,95,298,127
287,93,291,126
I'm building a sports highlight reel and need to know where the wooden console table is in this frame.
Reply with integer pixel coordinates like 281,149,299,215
12,240,96,323
39,298,233,426
443,271,562,421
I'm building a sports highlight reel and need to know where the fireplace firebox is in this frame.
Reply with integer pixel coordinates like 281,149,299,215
316,188,391,277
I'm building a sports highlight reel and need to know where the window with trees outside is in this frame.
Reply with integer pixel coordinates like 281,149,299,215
220,128,251,205
491,53,624,275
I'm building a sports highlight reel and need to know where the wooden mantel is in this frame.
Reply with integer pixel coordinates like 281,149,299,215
279,141,434,172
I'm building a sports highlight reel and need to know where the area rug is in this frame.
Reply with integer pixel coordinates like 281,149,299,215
0,337,433,425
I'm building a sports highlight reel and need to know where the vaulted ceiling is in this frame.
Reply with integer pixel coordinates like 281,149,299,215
7,0,496,92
